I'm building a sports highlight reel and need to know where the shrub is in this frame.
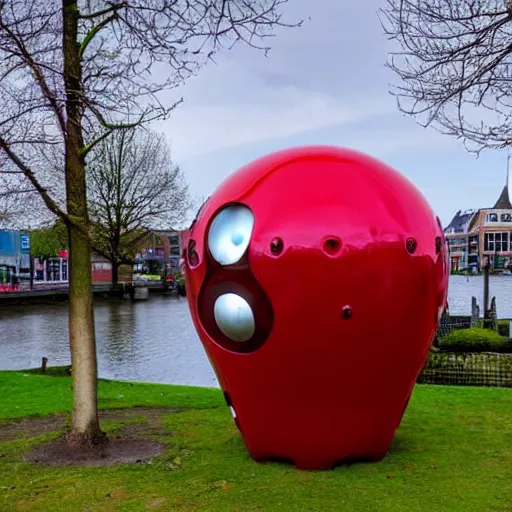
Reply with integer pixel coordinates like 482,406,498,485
497,319,511,338
439,328,510,353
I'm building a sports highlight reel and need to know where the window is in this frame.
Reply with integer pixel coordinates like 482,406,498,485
502,213,512,222
168,235,179,246
487,213,498,223
92,262,110,271
484,232,510,252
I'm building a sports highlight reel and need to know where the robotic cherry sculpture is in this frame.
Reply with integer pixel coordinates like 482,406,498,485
184,146,448,470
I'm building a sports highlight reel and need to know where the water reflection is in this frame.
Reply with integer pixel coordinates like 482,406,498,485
0,296,218,387
2,275,512,385
98,302,137,364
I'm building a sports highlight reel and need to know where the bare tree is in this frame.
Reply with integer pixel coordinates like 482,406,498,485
379,0,512,153
0,167,45,229
0,0,300,447
88,129,190,287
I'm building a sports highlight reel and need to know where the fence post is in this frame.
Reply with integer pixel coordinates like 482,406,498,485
490,297,498,332
471,296,480,327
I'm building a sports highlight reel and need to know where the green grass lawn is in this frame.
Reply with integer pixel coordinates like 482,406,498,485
1,370,512,511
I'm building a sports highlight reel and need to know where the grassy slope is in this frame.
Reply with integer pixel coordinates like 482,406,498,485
1,371,512,511
0,369,223,419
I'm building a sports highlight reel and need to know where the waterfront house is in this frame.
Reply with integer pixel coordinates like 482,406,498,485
134,229,182,277
445,180,512,272
33,249,114,286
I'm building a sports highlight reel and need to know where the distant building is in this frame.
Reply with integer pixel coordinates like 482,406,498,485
33,249,113,286
134,229,182,276
0,225,186,292
445,177,512,272
91,252,114,284
444,209,479,272
33,249,69,284
0,231,31,291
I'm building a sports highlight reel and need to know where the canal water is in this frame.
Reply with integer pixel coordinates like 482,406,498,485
2,275,512,387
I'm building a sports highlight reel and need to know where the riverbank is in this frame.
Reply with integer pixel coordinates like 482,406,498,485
2,371,512,511
0,281,185,306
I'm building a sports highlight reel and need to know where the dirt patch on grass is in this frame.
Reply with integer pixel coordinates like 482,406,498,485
0,406,183,466
24,437,165,466
0,406,182,442
0,415,64,442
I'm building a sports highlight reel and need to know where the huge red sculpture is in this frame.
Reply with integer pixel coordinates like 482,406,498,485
184,146,449,470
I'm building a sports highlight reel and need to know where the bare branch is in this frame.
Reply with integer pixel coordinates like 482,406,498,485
380,0,512,153
79,2,128,20
0,134,67,221
87,127,192,269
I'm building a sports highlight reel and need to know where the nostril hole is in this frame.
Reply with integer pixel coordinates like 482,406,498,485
187,239,199,267
270,237,284,255
341,305,353,319
322,237,342,256
406,237,417,255
188,250,199,267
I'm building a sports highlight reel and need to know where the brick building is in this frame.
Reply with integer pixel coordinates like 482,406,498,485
445,181,512,272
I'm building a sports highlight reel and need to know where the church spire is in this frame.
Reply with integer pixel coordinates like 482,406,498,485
492,154,512,209
507,153,510,188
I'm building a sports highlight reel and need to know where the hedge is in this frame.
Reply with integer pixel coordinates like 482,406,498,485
439,327,511,353
497,319,511,338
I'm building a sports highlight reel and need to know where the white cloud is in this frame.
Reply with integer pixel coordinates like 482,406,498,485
163,87,396,159
148,0,504,225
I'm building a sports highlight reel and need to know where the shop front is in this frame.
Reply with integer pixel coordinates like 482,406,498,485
0,231,31,292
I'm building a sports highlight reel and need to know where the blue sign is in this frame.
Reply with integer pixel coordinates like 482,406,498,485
20,234,30,252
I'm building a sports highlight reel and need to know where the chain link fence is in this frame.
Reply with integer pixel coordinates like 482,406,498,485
417,352,512,387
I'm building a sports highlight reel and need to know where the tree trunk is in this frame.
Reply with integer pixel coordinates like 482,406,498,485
111,262,119,288
63,0,105,446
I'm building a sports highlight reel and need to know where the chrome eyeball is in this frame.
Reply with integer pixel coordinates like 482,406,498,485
214,293,255,342
208,204,254,266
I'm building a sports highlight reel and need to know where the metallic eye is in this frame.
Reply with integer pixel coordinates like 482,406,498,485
208,204,254,266
214,293,255,342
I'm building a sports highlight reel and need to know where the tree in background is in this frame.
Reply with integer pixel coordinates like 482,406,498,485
380,0,512,153
29,220,68,261
88,129,190,287
0,0,300,447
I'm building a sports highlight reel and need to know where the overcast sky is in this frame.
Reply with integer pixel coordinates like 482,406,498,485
159,0,510,228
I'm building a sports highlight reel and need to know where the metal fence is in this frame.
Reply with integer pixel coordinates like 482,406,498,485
435,314,472,339
417,352,512,388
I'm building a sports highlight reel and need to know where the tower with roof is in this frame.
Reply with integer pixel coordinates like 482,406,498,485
445,157,512,273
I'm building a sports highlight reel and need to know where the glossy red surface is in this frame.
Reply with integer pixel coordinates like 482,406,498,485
184,146,448,470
